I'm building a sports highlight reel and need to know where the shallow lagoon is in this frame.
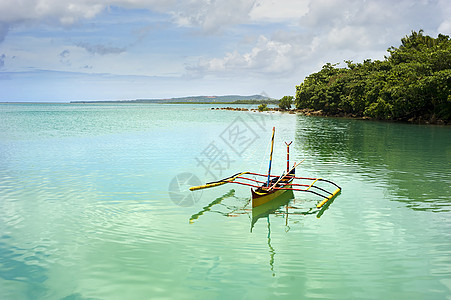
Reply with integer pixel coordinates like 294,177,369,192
0,103,450,299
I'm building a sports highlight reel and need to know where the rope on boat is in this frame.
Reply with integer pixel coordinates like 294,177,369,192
267,159,304,191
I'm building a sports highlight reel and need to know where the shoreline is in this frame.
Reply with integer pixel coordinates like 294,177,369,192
215,106,449,126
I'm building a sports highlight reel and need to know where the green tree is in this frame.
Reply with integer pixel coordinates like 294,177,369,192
295,31,450,123
279,96,294,110
258,103,269,111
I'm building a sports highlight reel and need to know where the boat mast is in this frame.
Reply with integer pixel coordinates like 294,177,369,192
285,141,292,172
267,127,275,186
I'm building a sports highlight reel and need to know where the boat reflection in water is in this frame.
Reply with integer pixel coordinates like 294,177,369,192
251,189,294,232
189,188,340,275
250,190,295,276
250,189,340,276
251,187,340,231
189,189,238,224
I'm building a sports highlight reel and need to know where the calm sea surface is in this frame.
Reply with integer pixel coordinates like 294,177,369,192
0,103,450,299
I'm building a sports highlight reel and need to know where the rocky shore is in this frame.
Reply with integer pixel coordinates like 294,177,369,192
212,107,448,125
212,107,354,116
212,106,296,114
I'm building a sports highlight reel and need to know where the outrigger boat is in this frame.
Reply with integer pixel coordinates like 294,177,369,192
190,127,341,208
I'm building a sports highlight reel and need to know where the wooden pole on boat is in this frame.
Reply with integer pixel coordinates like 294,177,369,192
285,141,292,172
267,127,276,186
267,159,304,191
189,171,250,191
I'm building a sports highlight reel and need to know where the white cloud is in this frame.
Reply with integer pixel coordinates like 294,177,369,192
326,26,374,50
0,0,104,24
0,53,5,68
0,0,106,42
0,0,449,101
0,23,8,43
186,0,450,80
76,42,126,55
438,20,451,34
186,35,307,77
249,0,309,22
437,0,451,34
0,0,253,35
169,0,255,32
1,0,448,42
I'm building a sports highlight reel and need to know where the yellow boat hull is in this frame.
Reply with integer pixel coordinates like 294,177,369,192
251,184,293,208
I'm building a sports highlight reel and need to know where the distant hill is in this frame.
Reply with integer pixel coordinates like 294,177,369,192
71,94,273,104
137,94,272,103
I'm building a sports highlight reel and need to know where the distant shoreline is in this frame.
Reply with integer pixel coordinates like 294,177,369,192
70,94,277,105
2,101,447,125
70,100,280,105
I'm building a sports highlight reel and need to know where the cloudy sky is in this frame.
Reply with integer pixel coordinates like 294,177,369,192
0,0,449,102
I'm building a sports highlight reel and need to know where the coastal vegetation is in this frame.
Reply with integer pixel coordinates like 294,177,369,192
295,31,450,123
258,103,269,111
279,96,294,110
231,99,279,105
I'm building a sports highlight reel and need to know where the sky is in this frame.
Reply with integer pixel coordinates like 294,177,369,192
0,0,449,102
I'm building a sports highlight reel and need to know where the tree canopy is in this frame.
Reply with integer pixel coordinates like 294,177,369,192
295,30,451,123
279,96,294,110
258,103,269,111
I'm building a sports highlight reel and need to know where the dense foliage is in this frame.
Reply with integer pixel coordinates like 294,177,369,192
295,31,451,122
279,96,294,110
258,103,269,111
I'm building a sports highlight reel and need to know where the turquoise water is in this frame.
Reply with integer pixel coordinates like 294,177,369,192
0,103,450,299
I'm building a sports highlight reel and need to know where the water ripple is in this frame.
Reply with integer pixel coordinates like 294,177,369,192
1,104,450,299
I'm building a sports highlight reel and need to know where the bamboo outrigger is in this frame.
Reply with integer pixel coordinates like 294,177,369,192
190,127,341,208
